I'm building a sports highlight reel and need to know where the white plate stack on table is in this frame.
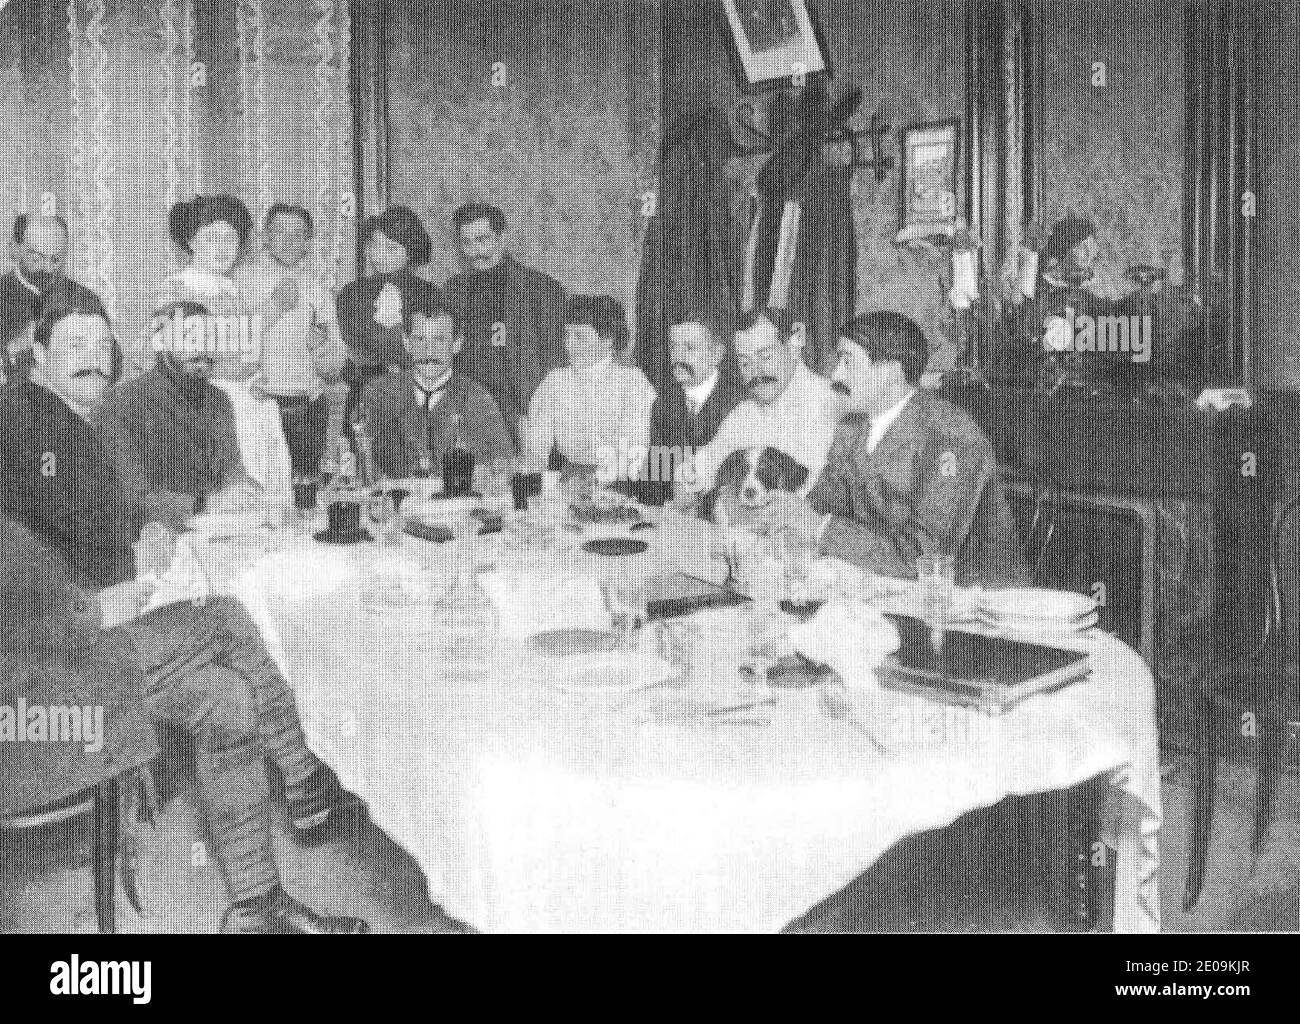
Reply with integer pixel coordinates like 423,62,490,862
976,588,1099,643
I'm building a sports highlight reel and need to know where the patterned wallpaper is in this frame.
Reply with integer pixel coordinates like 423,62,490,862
1041,0,1187,296
0,0,355,369
385,0,662,326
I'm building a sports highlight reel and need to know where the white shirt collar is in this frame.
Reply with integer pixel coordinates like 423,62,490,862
14,268,41,296
682,369,719,410
415,369,453,404
575,355,614,380
866,388,916,454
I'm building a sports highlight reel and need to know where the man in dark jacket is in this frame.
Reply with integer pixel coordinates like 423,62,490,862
1,213,106,382
362,296,514,478
443,203,567,440
758,311,1031,589
636,317,744,505
0,298,368,933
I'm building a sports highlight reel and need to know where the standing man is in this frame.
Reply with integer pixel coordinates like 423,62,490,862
1,213,106,382
636,317,744,505
233,203,347,480
443,203,567,441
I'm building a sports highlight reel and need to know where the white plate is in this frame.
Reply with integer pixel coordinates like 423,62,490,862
535,654,675,697
979,588,1096,621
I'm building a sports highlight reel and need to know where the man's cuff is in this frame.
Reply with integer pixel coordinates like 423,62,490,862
815,513,834,548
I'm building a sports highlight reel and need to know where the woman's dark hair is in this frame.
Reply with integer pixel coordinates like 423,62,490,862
565,294,630,353
168,195,253,254
360,205,432,267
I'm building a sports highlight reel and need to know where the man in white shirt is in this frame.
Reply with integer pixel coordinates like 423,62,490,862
522,294,656,480
677,309,840,499
757,310,1031,588
233,204,347,480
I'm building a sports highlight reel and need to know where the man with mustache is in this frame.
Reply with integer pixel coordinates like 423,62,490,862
96,301,265,532
1,213,106,383
677,308,839,501
443,203,568,443
755,310,1031,588
0,298,369,933
635,316,744,505
362,294,515,478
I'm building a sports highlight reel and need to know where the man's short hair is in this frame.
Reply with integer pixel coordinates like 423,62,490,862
453,202,507,235
565,294,630,353
32,296,109,351
735,306,794,343
672,312,731,348
405,292,460,336
360,205,432,267
12,214,70,245
168,195,253,253
264,203,314,234
840,310,930,385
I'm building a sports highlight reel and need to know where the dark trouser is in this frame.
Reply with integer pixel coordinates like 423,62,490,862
273,394,330,479
116,596,321,904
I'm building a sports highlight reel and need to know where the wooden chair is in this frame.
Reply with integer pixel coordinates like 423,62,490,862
1,769,156,933
1184,492,1300,910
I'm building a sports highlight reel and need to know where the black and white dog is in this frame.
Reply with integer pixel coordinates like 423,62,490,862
699,446,810,526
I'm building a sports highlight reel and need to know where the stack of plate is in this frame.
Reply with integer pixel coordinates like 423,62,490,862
977,588,1098,641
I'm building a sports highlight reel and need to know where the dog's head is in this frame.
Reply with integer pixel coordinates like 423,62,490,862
702,446,809,523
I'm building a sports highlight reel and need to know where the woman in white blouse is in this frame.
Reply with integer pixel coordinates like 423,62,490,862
155,195,294,511
521,294,655,482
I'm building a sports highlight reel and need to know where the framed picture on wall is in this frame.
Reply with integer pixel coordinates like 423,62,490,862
897,119,962,242
720,0,829,91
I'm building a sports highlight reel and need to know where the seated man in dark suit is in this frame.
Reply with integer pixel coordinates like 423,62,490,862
1,213,107,382
759,311,1031,589
635,317,744,505
0,299,368,933
362,295,515,478
95,302,267,533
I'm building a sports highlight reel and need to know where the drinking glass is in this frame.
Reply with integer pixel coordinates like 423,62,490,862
602,576,649,650
742,604,785,688
916,553,955,650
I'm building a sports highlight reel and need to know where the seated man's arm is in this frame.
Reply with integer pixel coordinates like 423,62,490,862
468,386,517,465
94,398,195,532
816,433,992,578
362,385,409,479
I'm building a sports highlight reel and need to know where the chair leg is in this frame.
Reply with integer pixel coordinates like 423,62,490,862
1184,692,1218,912
1252,711,1284,864
92,778,120,934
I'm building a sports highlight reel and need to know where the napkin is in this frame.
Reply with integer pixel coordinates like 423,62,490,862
787,599,900,691
140,534,213,614
478,570,611,641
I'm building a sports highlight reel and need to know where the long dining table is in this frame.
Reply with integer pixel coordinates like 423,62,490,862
183,505,1162,934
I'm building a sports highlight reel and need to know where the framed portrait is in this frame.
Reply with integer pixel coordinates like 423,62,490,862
897,119,962,241
720,0,829,91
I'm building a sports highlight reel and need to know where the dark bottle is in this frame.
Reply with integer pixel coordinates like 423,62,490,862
442,414,475,496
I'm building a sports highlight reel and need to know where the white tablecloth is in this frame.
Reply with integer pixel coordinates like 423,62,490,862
221,512,1161,933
